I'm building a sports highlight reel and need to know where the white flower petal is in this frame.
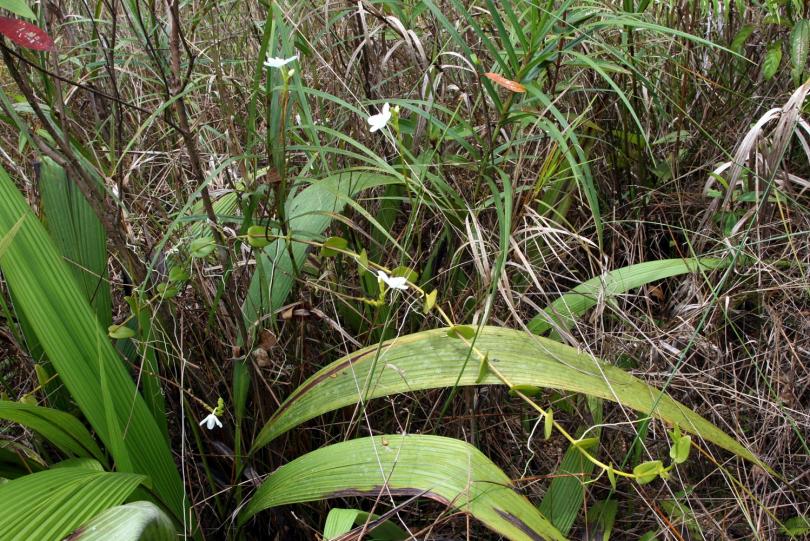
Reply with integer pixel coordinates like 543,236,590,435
367,102,391,133
387,276,408,290
376,270,408,291
264,54,298,68
199,412,222,430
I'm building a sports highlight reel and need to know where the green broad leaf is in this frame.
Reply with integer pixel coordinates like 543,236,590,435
0,215,23,257
633,460,663,485
730,24,755,54
155,283,179,299
52,457,105,471
189,237,215,258
0,165,187,522
447,325,476,339
0,401,104,461
790,20,810,85
242,172,400,336
781,515,810,538
320,236,348,257
544,410,553,440
670,434,692,464
246,225,272,248
0,0,36,19
108,324,136,340
659,499,700,535
167,266,190,282
40,158,111,328
538,414,602,535
242,435,567,541
527,258,728,335
67,501,176,540
323,508,407,540
186,191,238,240
0,468,146,540
762,42,783,80
586,499,618,541
252,327,764,471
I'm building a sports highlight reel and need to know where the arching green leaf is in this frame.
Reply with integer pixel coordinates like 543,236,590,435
527,258,727,335
67,501,176,541
0,468,146,540
252,327,762,468
242,435,567,541
0,401,104,461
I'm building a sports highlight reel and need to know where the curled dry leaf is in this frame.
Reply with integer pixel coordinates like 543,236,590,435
483,72,525,93
0,17,55,51
259,329,278,350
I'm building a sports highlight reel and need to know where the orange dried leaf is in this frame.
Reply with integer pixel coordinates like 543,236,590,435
484,72,526,93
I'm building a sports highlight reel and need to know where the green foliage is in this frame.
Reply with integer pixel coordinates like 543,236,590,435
0,401,104,461
322,508,407,541
527,258,728,335
252,326,762,466
39,158,111,328
242,435,567,541
0,0,800,537
586,499,618,541
0,0,35,19
242,172,400,333
66,502,176,541
0,468,147,540
633,460,664,485
781,516,810,538
790,20,810,85
0,165,186,523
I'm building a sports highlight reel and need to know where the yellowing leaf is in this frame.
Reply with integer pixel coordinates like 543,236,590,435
423,289,437,314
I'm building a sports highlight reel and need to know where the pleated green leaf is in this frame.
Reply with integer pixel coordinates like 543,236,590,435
0,467,146,540
0,165,186,521
0,401,104,462
67,501,176,541
40,157,111,328
242,171,398,332
527,258,726,335
242,435,567,541
252,327,761,467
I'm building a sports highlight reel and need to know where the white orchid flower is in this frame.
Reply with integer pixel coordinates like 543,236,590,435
377,270,408,291
199,412,223,430
264,54,298,69
367,102,391,133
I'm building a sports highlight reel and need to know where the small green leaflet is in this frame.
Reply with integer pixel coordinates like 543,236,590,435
320,236,348,257
633,460,663,485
